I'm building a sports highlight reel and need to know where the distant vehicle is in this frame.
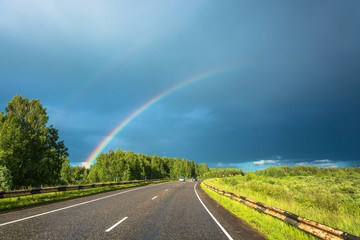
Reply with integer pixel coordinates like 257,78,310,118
191,177,197,182
179,176,185,182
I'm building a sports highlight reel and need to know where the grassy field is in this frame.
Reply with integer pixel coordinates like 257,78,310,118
203,167,360,239
0,180,166,212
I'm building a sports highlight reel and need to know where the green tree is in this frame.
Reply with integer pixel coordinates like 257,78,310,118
264,167,286,177
0,165,13,191
60,158,88,185
0,95,68,188
60,158,72,184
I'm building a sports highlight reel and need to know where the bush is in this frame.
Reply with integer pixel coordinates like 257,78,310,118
222,177,239,186
245,173,258,181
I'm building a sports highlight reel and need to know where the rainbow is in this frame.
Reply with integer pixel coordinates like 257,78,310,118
83,64,247,168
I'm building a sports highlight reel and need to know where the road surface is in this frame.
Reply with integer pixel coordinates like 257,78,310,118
0,180,267,240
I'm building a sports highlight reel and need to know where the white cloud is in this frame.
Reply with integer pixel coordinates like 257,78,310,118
314,159,331,163
216,162,225,167
228,163,241,168
253,160,279,165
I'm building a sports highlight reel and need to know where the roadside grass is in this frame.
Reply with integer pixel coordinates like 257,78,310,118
201,183,318,240
203,172,360,239
0,180,166,212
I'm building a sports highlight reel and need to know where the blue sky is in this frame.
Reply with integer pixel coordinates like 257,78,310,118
1,1,359,171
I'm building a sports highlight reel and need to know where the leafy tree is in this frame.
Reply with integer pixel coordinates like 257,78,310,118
0,165,13,191
60,158,72,184
0,95,68,188
60,158,88,185
88,164,100,183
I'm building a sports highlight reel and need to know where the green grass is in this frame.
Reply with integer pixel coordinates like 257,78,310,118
0,180,166,212
201,183,318,240
203,172,360,239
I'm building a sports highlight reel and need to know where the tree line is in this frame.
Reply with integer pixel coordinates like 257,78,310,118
61,149,210,185
0,95,210,190
201,168,244,178
251,165,360,178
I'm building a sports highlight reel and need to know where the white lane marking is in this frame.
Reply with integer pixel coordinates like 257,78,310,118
105,217,128,232
152,196,158,200
165,189,168,191
194,182,233,240
0,182,169,227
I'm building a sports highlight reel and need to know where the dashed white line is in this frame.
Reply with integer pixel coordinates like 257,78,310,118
105,217,128,232
194,182,233,240
0,182,169,227
152,196,158,200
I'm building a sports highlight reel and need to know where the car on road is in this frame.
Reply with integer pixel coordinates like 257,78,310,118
179,176,185,182
191,177,197,182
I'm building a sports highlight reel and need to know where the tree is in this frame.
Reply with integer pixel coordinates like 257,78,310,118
0,165,13,191
0,95,68,188
60,158,88,185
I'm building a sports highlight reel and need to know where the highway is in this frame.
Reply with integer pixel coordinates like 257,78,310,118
0,181,267,240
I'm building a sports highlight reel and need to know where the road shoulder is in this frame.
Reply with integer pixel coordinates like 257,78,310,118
196,181,268,240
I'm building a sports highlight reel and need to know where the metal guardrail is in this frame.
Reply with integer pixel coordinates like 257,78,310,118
202,181,359,240
0,179,166,199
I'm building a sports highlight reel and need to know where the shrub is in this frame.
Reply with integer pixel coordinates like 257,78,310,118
268,179,276,185
222,177,238,186
245,173,257,181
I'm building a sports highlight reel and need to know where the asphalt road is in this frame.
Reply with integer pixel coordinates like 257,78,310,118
0,181,267,240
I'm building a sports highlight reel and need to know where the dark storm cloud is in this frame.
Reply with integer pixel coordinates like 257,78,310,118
1,1,359,169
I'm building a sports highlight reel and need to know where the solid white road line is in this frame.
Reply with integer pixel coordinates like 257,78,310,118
105,217,128,232
152,196,158,200
0,182,169,227
194,182,233,240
